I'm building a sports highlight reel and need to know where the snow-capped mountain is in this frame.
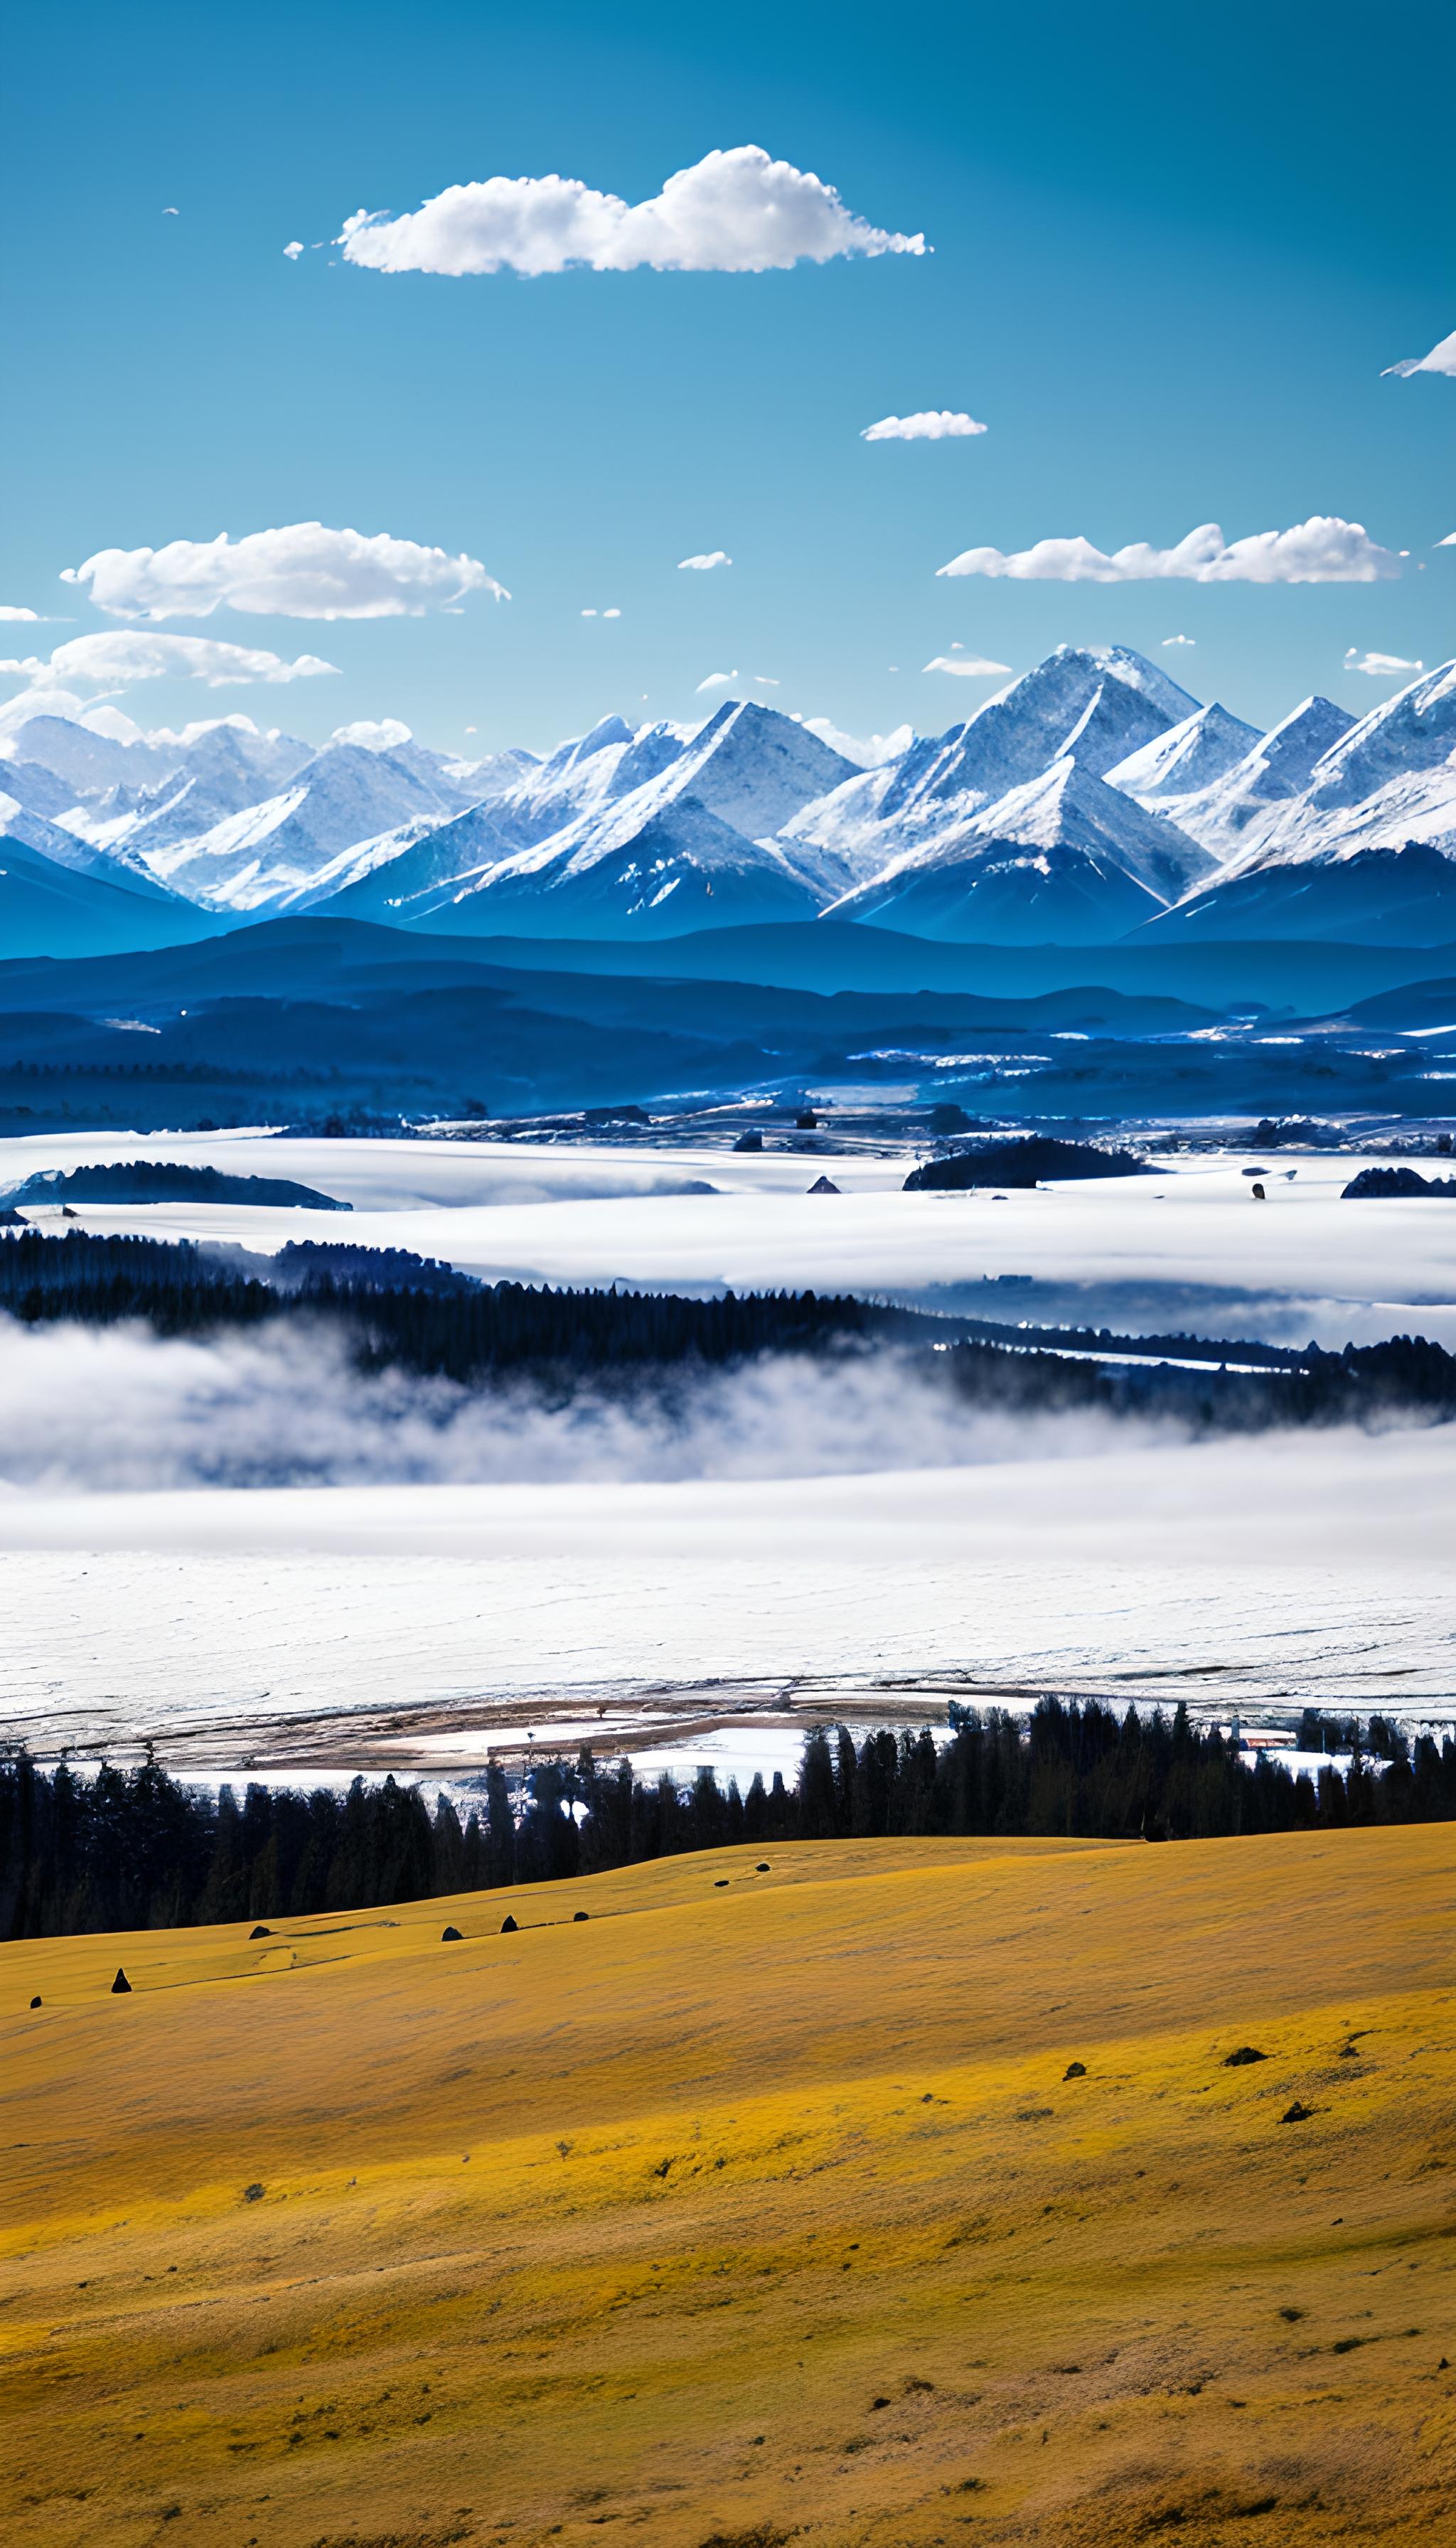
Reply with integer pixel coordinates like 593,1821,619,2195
323,700,859,934
781,646,1199,889
8,648,1456,953
823,754,1216,943
1113,696,1355,860
1106,701,1263,808
1226,660,1456,872
1140,662,1456,942
51,733,504,914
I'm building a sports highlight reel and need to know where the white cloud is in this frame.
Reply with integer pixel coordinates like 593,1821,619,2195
0,632,339,695
603,606,621,619
937,517,1401,585
283,240,304,259
1382,328,1456,380
862,410,987,442
331,717,413,750
62,523,508,621
336,145,926,278
792,714,915,766
1162,633,1197,647
678,551,732,570
1344,648,1424,678
0,606,41,623
581,608,596,617
1438,532,1456,548
923,653,1012,678
754,674,780,685
695,670,738,692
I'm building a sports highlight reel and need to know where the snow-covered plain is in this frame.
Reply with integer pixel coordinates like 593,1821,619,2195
4,1126,1454,1778
0,1429,1452,1776
4,1126,1456,1345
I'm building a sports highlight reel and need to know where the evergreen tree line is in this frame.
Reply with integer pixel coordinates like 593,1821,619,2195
4,1228,1456,1421
4,1700,1453,1942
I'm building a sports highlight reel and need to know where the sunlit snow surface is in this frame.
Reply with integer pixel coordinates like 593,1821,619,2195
0,1434,1452,1773
4,1125,1456,1344
1,1127,1453,1774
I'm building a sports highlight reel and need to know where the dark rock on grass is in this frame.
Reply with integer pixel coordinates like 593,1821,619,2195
441,1925,463,1942
242,2183,265,2202
1064,2061,1087,2079
714,1878,731,1888
756,1861,771,1871
1279,2101,1315,2124
29,1994,41,2009
572,1910,589,1922
1224,2045,1268,2067
110,1968,132,1994
250,1925,272,1939
500,1915,519,1934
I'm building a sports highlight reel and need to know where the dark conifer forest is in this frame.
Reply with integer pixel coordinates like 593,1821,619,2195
4,1226,1456,1420
3,1705,1452,1942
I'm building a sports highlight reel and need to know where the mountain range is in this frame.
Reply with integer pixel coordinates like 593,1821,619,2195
3,647,1455,957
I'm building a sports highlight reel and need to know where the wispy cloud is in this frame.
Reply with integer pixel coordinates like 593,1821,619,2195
695,669,738,692
1344,648,1424,678
63,524,508,621
1438,532,1456,548
862,410,987,442
937,517,1401,584
1381,327,1456,380
334,146,926,278
1162,633,1196,647
923,653,1012,678
0,632,339,694
678,551,731,570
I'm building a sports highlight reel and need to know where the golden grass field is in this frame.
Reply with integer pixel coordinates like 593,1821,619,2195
2,1826,1454,2548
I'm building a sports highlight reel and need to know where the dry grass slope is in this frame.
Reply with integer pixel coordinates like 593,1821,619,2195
1,1829,1454,2548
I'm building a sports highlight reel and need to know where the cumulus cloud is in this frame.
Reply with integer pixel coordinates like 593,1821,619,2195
603,606,621,619
923,653,1012,678
0,633,339,695
937,517,1401,585
696,669,738,692
1162,633,1196,647
335,145,926,277
331,717,413,749
63,523,507,621
1382,327,1456,380
283,240,304,259
862,410,987,442
678,551,732,570
792,714,915,766
0,606,41,623
1344,648,1424,678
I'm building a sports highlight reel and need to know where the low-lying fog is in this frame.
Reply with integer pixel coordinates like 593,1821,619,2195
0,1314,1184,1493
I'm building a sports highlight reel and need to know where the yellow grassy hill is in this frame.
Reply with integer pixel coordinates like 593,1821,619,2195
2,1827,1454,2548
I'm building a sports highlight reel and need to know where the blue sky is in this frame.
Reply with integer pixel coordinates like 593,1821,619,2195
4,0,1452,754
